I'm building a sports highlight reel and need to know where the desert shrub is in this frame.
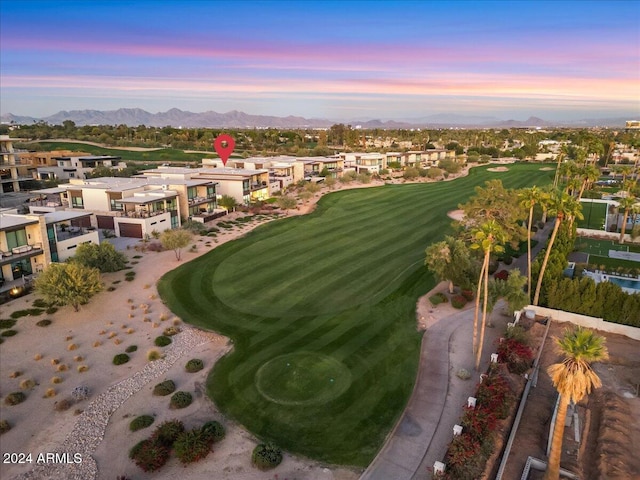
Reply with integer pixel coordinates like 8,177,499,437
429,292,448,306
0,319,17,329
163,326,180,336
147,349,162,361
456,368,471,380
444,432,486,480
502,255,513,265
36,319,52,327
4,391,26,406
151,419,185,447
0,419,11,434
173,429,212,464
10,308,44,319
252,443,283,470
154,335,171,347
125,345,138,353
33,298,48,308
54,398,74,411
504,325,529,344
152,380,176,396
451,295,467,309
129,438,170,472
185,359,204,373
20,379,36,389
130,415,155,432
1,329,17,337
72,385,91,401
201,420,225,443
113,353,130,365
170,391,192,409
45,306,58,314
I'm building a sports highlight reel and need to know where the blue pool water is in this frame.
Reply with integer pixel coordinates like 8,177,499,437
607,276,640,291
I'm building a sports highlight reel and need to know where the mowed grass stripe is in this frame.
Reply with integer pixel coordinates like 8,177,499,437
158,163,553,466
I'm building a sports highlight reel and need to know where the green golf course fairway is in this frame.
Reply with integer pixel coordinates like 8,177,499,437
158,163,554,466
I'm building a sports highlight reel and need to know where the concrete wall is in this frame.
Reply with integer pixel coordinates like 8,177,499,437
577,228,634,243
522,305,640,341
82,188,109,211
56,231,100,261
114,212,171,238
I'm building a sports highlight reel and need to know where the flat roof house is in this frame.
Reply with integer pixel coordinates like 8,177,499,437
36,155,126,181
0,208,98,291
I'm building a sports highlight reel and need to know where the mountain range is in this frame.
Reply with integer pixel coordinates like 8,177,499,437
0,108,630,129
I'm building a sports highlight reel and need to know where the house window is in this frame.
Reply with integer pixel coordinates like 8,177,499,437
71,196,84,208
5,229,27,250
187,187,196,199
110,198,123,211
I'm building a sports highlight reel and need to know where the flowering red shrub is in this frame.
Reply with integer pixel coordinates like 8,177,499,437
461,289,474,301
451,295,467,309
475,373,515,419
497,338,534,374
493,269,509,281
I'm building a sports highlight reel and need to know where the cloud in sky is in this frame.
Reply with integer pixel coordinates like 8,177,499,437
1,0,639,120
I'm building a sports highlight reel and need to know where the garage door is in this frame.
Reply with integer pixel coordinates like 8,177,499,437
96,215,115,230
118,222,143,238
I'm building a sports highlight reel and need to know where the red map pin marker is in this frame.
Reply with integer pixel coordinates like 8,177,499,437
214,134,235,166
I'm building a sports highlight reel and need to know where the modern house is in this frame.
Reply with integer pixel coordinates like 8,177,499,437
0,208,98,289
203,156,307,192
35,155,127,181
30,177,186,238
0,135,36,193
140,166,270,205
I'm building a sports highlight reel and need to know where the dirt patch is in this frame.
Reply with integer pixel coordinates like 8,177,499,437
487,166,509,172
501,321,640,479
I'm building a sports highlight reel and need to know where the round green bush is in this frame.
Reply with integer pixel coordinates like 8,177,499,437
170,391,193,409
129,414,155,432
201,420,225,443
185,359,204,373
152,380,176,396
4,391,26,406
151,419,185,447
129,438,170,472
173,429,212,464
0,319,17,329
252,443,283,470
125,345,138,353
154,335,172,347
36,319,52,327
1,329,17,337
113,353,130,365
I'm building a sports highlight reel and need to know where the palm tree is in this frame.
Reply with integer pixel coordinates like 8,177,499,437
576,164,600,200
518,186,542,302
619,165,633,185
533,191,583,306
617,195,637,244
544,327,608,480
552,148,565,190
470,220,506,370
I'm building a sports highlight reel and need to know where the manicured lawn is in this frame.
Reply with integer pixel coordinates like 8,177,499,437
577,201,608,230
575,237,640,256
21,141,215,163
158,163,554,466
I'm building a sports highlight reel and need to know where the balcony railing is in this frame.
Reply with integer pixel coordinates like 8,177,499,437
121,209,173,219
0,243,44,263
188,196,215,206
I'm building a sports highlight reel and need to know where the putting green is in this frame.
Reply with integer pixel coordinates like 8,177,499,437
255,352,352,406
158,163,554,466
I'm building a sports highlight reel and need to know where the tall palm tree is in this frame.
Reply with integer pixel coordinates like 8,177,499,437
533,191,583,306
576,164,600,200
518,186,542,302
619,165,633,185
470,220,506,370
552,148,565,190
544,327,608,480
618,195,637,244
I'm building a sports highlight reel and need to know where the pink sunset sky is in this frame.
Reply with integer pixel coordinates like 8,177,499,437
1,0,639,121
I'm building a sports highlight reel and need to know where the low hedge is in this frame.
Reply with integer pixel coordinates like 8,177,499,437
154,336,172,347
185,359,204,373
113,353,130,365
429,292,448,306
153,380,176,396
169,391,192,409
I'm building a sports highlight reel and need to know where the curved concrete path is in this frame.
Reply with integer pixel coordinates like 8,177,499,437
361,222,554,480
